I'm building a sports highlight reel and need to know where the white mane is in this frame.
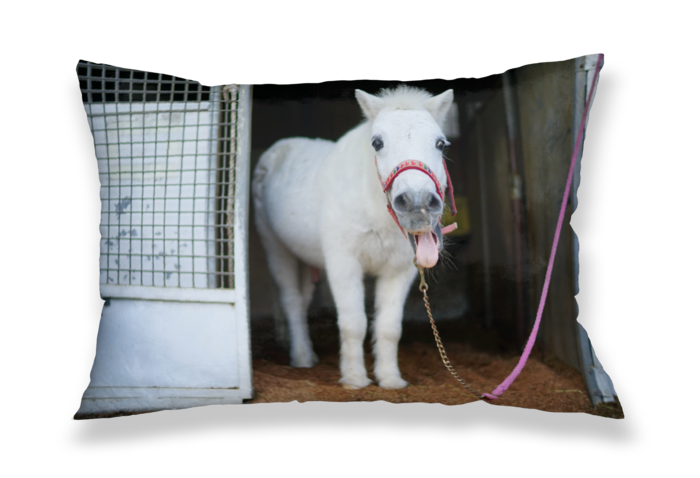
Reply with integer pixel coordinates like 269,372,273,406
357,85,433,117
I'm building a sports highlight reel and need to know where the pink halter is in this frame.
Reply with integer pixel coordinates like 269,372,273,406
375,158,457,236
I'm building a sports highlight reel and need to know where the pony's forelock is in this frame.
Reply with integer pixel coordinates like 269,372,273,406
376,85,434,112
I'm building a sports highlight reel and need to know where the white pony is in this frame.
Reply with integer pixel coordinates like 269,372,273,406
253,86,455,389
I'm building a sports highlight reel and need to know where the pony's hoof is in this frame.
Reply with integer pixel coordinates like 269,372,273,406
339,376,372,390
290,351,319,368
378,376,408,389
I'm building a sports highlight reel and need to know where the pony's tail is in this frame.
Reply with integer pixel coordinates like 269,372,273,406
251,157,268,217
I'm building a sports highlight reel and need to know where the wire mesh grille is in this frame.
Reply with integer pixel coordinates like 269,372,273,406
79,60,237,290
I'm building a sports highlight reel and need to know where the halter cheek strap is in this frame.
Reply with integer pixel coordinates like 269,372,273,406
376,158,457,236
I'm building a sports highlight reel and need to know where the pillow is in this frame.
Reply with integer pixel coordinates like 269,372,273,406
76,54,622,419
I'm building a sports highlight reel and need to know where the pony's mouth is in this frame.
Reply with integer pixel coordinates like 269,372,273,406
408,223,443,269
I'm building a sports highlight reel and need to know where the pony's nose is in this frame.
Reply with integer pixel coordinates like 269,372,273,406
392,190,443,215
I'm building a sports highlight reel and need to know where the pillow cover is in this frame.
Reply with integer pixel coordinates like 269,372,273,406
76,54,616,418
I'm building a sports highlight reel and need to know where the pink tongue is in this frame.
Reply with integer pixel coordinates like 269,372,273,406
415,232,439,268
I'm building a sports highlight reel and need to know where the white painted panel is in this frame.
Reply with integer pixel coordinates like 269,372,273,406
89,100,221,289
88,298,239,389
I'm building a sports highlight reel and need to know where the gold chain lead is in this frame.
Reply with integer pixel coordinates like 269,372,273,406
414,260,483,400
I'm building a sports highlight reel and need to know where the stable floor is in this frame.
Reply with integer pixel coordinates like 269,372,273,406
247,317,621,417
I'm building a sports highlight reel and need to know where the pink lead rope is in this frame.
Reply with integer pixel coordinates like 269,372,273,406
482,53,603,400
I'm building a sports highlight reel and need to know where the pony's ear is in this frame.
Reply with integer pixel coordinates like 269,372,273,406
424,89,454,126
355,89,384,121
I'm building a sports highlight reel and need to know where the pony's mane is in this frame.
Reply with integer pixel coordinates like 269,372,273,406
376,85,434,111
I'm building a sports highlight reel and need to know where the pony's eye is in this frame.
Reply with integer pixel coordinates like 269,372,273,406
436,140,447,151
372,139,384,151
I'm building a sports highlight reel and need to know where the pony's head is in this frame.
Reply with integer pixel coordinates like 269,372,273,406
355,86,454,268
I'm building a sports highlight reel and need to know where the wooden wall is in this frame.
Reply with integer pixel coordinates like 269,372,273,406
459,58,581,369
460,89,524,347
514,59,580,370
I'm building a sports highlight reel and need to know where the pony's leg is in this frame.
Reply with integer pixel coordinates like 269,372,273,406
325,257,371,389
260,235,318,368
299,263,318,356
372,268,417,389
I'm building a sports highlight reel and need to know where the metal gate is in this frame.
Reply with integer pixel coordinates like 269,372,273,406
76,61,252,414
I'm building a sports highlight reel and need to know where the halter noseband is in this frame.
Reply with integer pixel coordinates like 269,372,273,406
375,158,457,237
